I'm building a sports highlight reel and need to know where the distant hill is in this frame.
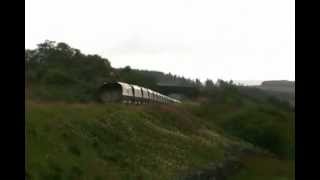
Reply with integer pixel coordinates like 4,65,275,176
260,80,295,93
234,80,263,86
254,80,295,106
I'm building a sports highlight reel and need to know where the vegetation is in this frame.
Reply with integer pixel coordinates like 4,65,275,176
26,40,202,102
26,102,230,180
26,40,294,180
228,154,294,180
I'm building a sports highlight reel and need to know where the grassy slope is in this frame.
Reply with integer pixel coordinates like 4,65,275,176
228,154,295,180
26,101,239,180
26,100,294,180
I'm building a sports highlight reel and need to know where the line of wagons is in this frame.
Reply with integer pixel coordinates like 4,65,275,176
98,81,181,104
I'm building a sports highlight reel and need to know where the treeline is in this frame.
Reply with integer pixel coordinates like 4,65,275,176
190,81,294,159
26,40,113,101
26,40,293,108
26,40,222,101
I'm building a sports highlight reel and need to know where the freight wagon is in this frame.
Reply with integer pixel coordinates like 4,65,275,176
98,82,181,104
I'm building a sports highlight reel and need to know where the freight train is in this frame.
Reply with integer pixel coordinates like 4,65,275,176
98,81,181,104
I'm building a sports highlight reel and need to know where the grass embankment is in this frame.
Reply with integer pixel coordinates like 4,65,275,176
228,154,295,180
26,100,294,180
26,101,238,180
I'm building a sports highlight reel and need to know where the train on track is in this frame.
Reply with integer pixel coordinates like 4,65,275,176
98,81,181,104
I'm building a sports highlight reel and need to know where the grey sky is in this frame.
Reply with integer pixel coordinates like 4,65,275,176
26,0,295,84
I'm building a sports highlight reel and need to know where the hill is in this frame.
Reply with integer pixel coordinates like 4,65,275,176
26,40,295,180
254,81,295,106
259,80,295,93
26,100,294,180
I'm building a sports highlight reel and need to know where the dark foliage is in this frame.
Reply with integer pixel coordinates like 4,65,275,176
26,40,206,101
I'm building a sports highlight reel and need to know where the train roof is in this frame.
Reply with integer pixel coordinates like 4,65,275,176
101,81,181,103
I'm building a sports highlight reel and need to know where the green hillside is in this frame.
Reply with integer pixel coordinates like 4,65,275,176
252,81,295,106
26,41,295,180
26,102,226,179
26,100,294,180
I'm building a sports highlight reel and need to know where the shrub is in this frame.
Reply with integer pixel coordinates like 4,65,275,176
219,109,292,157
42,69,77,85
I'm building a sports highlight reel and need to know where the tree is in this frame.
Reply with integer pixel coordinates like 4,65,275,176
205,79,215,89
123,66,131,72
56,42,71,51
102,58,111,70
25,49,34,61
73,49,82,57
37,40,56,51
195,78,203,89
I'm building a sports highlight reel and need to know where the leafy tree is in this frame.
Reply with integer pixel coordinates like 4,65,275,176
26,40,112,102
195,78,202,89
123,66,131,72
205,79,215,89
37,40,56,50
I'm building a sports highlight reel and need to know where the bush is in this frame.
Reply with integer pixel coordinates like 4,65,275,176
219,109,292,157
42,70,77,85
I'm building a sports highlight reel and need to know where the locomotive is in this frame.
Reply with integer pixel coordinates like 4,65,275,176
97,81,181,104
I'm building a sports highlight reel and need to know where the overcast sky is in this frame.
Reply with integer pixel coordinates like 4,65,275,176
25,0,294,84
